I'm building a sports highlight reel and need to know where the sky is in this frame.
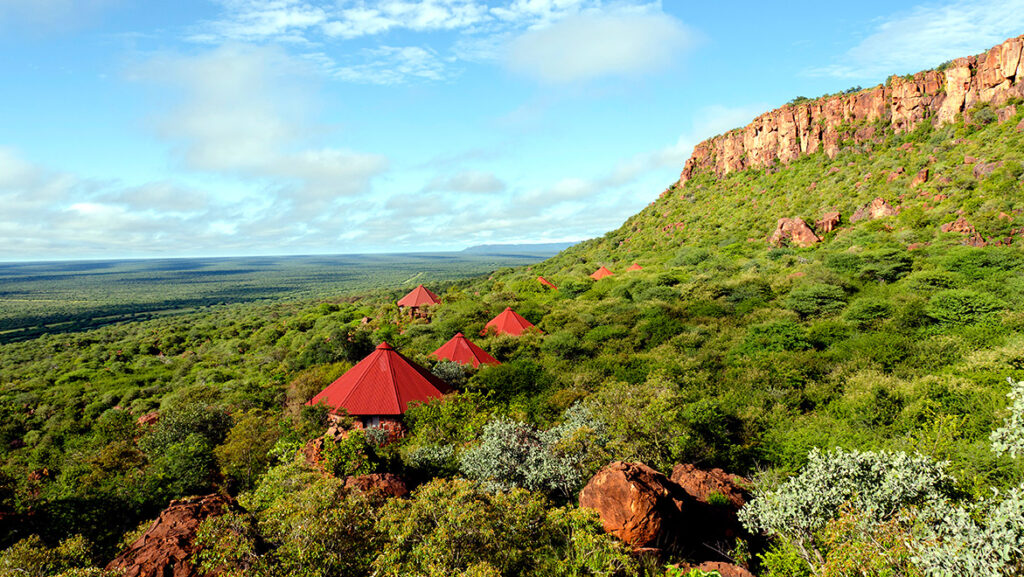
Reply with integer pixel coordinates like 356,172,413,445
1,0,1023,261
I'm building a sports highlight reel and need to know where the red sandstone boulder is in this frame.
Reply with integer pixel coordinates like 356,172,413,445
997,105,1017,123
815,211,841,234
768,217,820,248
136,412,159,427
670,463,751,509
911,168,929,188
942,217,987,247
344,473,408,498
973,161,1003,178
942,217,977,234
106,494,232,577
850,198,897,222
579,462,759,564
887,167,905,182
1017,118,1024,132
578,461,685,549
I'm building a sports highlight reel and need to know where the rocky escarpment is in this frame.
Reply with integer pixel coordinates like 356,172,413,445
679,35,1024,185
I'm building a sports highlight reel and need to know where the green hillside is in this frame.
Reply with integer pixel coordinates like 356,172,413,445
2,98,1024,574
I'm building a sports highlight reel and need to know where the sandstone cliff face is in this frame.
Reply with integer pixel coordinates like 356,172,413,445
679,35,1024,185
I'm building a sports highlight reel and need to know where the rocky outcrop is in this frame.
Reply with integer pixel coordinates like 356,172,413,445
942,217,977,234
670,463,751,510
137,412,159,427
973,161,1003,178
941,217,987,247
579,462,758,564
851,198,898,222
768,217,820,247
344,473,408,498
106,494,232,577
911,168,929,188
815,211,841,234
578,461,686,549
679,35,1024,185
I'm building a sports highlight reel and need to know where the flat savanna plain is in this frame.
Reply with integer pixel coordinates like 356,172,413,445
0,252,549,343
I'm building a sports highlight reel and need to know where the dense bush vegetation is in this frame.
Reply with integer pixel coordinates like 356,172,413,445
1,102,1023,575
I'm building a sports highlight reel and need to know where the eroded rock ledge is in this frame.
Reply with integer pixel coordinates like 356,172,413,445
679,35,1024,186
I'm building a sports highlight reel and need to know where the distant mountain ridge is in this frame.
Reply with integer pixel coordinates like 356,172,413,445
461,242,577,256
680,34,1024,186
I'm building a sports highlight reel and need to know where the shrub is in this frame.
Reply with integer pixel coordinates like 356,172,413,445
215,409,282,491
926,289,1004,325
321,430,377,477
785,284,848,318
739,448,956,568
0,535,95,577
736,321,811,354
467,361,553,403
843,298,891,328
372,479,635,577
432,360,468,388
460,405,608,497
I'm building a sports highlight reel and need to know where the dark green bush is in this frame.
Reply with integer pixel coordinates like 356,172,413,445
785,284,848,317
927,290,1005,325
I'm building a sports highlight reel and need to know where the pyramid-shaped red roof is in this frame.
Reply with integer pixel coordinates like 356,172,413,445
537,276,557,289
626,262,643,271
590,266,614,280
432,332,500,368
482,307,539,336
397,285,441,307
307,342,451,416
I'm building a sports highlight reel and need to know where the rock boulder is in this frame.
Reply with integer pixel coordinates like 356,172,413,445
768,217,820,248
850,197,897,222
815,211,841,234
106,494,232,577
578,461,687,549
911,168,929,188
670,463,751,509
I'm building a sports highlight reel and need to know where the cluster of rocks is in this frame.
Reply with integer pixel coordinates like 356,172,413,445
769,197,897,248
578,461,758,574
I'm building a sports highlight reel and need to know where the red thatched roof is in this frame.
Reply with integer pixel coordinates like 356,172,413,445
397,285,441,308
590,266,614,280
537,276,558,289
432,332,500,368
307,342,450,416
626,262,643,271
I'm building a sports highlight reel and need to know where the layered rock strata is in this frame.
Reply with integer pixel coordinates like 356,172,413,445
680,35,1024,185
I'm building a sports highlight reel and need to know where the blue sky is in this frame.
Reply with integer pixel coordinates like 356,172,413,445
2,0,1023,261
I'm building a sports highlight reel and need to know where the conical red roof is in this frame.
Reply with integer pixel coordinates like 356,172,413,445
482,307,539,336
397,285,441,307
432,332,500,368
537,276,557,289
590,266,614,280
307,342,451,416
626,262,643,271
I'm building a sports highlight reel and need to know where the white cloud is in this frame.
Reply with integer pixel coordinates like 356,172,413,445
505,10,694,83
321,45,450,84
423,170,506,193
137,44,388,204
323,0,489,39
189,1,694,84
809,0,1024,78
